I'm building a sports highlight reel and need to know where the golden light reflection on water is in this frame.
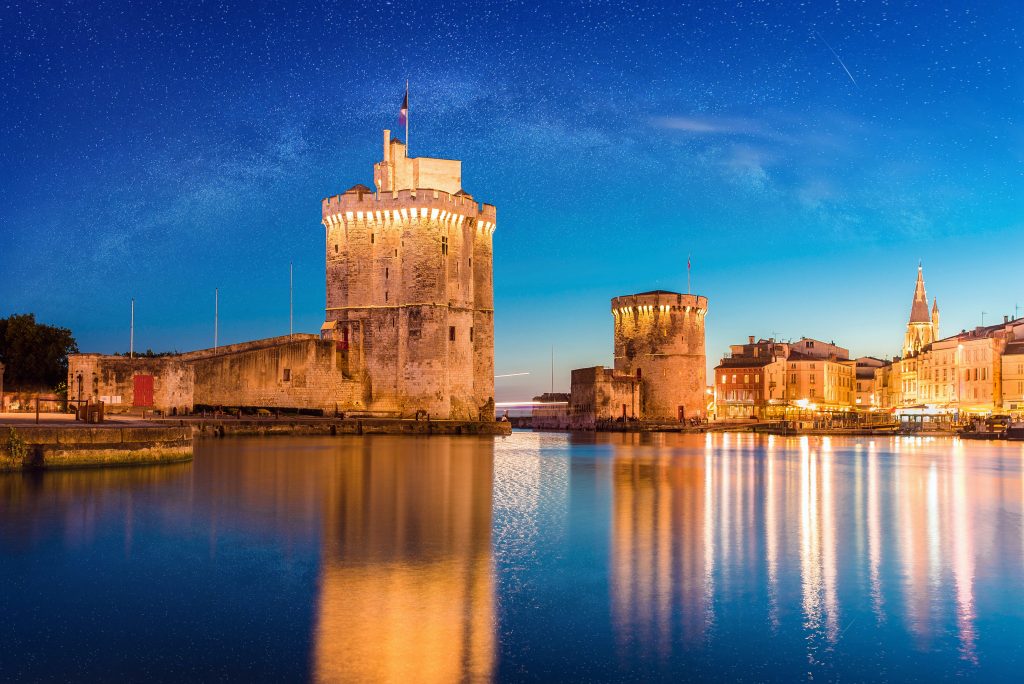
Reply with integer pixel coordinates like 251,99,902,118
606,433,1024,666
312,439,495,684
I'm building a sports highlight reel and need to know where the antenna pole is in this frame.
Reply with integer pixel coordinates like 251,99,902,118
405,80,409,155
550,345,554,394
289,262,294,338
130,298,134,360
214,288,219,350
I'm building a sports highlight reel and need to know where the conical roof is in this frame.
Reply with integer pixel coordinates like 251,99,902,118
908,266,930,323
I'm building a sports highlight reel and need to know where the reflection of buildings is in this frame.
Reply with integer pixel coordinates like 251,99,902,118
610,443,711,657
313,439,495,683
0,463,192,551
606,434,1017,666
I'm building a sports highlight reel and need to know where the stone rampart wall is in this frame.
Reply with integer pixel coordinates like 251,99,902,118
192,337,362,413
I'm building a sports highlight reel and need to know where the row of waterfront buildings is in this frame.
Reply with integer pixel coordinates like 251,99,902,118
714,266,1024,420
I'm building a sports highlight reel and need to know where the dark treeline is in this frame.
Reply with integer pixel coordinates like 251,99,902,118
113,350,180,358
0,314,79,389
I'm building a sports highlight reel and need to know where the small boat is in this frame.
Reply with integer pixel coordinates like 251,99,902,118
959,431,1005,441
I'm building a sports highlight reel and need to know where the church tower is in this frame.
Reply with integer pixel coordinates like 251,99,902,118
902,265,938,357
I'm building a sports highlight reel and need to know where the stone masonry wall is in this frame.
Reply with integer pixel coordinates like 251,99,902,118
68,335,363,415
192,337,362,413
67,354,193,414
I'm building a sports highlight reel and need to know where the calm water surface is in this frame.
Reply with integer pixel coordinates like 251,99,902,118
2,432,1024,682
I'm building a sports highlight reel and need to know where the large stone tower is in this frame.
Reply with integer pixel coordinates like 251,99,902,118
902,265,939,357
320,130,496,419
611,290,708,421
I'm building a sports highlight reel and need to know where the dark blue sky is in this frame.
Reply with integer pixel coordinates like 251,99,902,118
1,0,1021,400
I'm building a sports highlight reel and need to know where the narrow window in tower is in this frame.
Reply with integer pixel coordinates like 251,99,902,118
441,236,449,255
283,369,291,382
334,244,338,253
385,291,388,302
371,233,375,244
385,267,389,279
394,249,398,256
470,327,474,342
449,326,456,341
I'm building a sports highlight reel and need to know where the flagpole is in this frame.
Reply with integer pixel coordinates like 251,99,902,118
687,254,691,295
405,80,409,154
130,298,134,360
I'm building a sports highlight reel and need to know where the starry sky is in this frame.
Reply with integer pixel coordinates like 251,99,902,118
1,1,1021,401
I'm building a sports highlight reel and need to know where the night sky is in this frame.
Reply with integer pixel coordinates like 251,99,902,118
1,1,1021,401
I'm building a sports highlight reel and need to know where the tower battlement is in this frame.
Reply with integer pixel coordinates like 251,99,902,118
322,188,496,229
611,291,708,316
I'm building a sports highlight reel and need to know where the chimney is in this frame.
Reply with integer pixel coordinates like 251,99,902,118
748,335,755,344
1005,315,1009,324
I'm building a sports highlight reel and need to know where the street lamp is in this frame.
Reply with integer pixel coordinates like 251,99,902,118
956,343,964,424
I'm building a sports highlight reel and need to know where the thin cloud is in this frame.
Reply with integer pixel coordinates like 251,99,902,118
651,115,763,136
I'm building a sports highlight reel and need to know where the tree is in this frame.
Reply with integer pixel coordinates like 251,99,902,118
0,314,79,390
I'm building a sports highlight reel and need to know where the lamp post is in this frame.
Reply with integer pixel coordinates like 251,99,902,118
956,343,964,424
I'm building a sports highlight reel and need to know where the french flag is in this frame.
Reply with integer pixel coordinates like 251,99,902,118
398,87,408,128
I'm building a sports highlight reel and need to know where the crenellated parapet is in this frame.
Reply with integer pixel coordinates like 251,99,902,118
611,292,708,319
321,188,496,234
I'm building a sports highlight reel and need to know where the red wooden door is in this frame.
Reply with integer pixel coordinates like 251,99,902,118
134,374,154,407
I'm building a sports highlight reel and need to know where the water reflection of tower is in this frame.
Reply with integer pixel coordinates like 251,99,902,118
610,449,709,659
313,438,495,683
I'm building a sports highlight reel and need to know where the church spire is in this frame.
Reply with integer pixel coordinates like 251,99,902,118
908,264,930,323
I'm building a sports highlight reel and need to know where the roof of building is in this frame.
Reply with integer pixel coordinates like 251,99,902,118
933,320,1013,345
715,357,776,369
786,350,846,362
633,289,683,296
908,266,931,323
1004,342,1024,356
345,183,373,194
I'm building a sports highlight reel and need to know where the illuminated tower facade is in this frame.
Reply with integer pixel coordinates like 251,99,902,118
903,265,939,357
320,130,496,419
611,290,709,421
